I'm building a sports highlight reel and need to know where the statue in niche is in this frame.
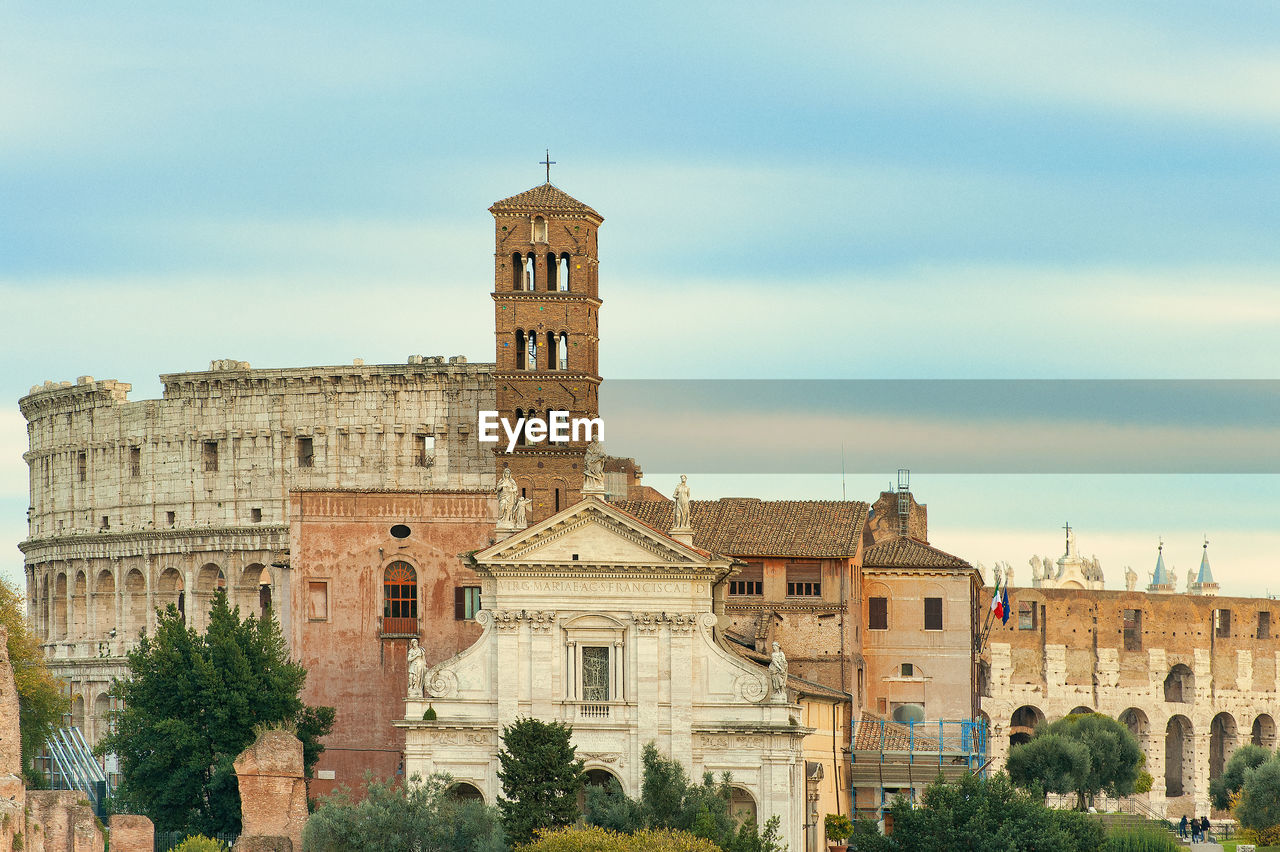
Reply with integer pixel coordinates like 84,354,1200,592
407,638,427,698
583,440,607,491
515,496,532,528
672,475,692,529
768,641,788,697
497,467,519,526
1125,565,1138,592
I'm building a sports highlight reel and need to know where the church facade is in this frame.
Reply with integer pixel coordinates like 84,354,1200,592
399,497,813,850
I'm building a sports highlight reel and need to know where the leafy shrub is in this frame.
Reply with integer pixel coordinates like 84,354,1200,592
1103,827,1180,852
825,813,853,842
1238,823,1280,847
522,825,722,851
172,836,229,852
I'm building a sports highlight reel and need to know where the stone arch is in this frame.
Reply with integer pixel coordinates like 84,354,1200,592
94,569,115,639
1252,713,1277,748
1010,705,1044,747
92,692,111,743
71,570,88,639
730,785,757,828
124,569,146,638
71,694,86,731
53,572,68,640
239,563,271,620
1210,711,1238,781
39,575,50,639
447,781,485,803
578,766,625,810
1118,707,1149,741
1165,714,1194,798
194,563,226,629
1164,663,1194,703
1069,705,1093,716
156,567,185,621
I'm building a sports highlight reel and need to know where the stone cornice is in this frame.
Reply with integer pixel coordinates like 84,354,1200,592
486,567,720,579
20,525,289,561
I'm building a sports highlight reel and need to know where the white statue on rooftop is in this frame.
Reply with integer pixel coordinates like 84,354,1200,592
515,496,532,528
583,440,607,493
768,641,788,699
672,475,692,530
407,638,427,699
1125,565,1138,592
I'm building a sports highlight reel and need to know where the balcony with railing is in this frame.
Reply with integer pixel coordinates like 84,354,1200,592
379,616,419,637
562,701,632,724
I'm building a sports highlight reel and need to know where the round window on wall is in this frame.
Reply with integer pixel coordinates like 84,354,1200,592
390,524,411,539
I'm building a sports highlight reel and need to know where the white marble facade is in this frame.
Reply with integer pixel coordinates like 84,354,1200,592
398,497,810,848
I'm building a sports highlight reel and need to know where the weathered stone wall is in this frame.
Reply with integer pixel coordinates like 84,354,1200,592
234,728,308,852
983,585,1280,819
19,358,496,747
27,789,104,852
107,814,155,852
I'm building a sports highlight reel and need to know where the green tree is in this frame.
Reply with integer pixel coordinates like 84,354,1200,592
303,772,505,852
1005,733,1091,802
96,590,334,835
1008,713,1143,809
0,578,70,784
584,743,783,852
1209,743,1271,810
523,825,722,852
1235,756,1280,833
496,718,584,845
878,772,1105,852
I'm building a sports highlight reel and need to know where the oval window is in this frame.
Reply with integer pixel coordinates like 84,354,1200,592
390,524,411,539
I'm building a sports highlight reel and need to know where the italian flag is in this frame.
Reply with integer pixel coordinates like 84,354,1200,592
991,579,1004,621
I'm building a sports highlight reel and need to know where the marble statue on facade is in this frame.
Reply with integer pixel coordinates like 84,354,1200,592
497,467,519,529
583,440,607,493
671,475,692,530
515,496,532,528
1125,565,1138,591
407,638,427,699
1029,556,1041,582
768,642,788,699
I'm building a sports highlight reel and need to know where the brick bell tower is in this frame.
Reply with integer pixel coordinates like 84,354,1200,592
490,178,603,523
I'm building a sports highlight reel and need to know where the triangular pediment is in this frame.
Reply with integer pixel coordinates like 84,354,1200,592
478,498,713,568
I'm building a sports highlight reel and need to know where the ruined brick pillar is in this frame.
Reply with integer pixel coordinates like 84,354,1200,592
109,814,156,852
233,728,308,852
0,624,26,850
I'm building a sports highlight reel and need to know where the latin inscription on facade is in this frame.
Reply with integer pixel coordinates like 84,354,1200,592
498,579,692,595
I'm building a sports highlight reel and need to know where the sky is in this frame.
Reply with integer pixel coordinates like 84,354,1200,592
3,2,1280,596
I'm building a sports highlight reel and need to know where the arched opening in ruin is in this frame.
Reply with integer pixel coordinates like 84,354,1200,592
239,564,271,620
1165,714,1194,798
448,782,485,803
1164,664,1194,703
71,570,88,639
1252,714,1277,748
195,563,226,630
124,569,146,638
1118,707,1149,743
92,693,111,744
156,567,184,623
94,569,115,640
71,694,86,732
1210,712,1238,781
53,572,68,640
1009,705,1044,747
39,577,49,639
1069,706,1093,716
730,786,758,828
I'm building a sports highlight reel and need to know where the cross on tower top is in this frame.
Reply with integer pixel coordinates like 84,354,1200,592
540,149,556,184
1063,521,1071,549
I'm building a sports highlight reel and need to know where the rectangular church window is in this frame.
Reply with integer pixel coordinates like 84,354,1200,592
730,563,763,596
582,646,610,701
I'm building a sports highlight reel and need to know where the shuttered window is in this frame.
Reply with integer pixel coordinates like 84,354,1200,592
455,586,482,620
924,597,943,631
869,596,888,630
730,563,763,596
786,562,821,597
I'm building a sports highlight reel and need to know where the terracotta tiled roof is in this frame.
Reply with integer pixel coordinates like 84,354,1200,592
863,536,970,569
490,184,601,218
853,711,954,751
612,498,868,559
